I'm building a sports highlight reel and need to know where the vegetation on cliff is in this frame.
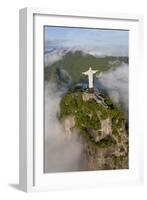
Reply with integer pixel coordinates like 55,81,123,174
59,91,126,149
45,51,128,84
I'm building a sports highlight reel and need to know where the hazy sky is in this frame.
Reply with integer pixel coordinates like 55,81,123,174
44,26,129,56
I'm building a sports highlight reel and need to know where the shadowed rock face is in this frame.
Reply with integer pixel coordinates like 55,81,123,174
60,91,128,170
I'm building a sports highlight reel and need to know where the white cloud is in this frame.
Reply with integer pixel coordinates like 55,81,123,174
44,50,66,67
44,82,83,173
98,63,129,112
44,46,128,67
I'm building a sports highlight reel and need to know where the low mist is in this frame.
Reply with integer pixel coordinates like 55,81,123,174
44,46,128,67
44,82,83,173
98,63,129,113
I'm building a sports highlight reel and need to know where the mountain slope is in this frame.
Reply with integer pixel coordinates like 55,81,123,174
59,91,128,170
44,51,129,84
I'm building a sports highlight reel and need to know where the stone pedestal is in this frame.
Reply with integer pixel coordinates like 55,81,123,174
88,88,94,93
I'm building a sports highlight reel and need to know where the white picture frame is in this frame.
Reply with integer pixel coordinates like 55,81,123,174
19,7,144,192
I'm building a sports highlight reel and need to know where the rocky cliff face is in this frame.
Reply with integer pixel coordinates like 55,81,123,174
59,91,128,170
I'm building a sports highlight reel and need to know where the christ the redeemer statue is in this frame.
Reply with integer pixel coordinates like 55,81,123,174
82,67,98,91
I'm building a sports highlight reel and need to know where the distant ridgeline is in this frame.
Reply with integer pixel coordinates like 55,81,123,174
44,51,129,85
